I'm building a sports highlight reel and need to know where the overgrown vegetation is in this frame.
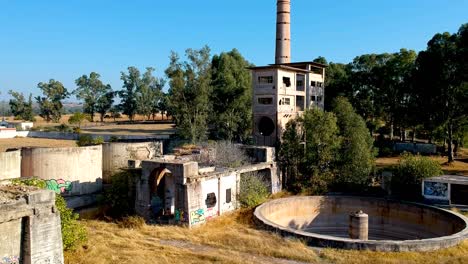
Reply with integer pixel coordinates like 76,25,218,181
11,178,87,251
103,171,136,218
279,98,376,194
238,172,269,208
68,112,90,128
391,153,443,199
76,135,104,146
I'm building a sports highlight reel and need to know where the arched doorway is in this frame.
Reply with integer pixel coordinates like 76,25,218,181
149,167,175,220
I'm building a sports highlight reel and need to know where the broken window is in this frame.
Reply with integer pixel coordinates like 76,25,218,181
282,77,291,87
205,193,217,208
226,189,232,203
279,97,291,105
258,76,273,84
258,97,273,105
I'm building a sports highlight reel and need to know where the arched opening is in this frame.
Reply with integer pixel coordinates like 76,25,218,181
258,116,275,136
149,167,175,221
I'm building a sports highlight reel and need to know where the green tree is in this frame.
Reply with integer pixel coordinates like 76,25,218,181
135,67,165,120
278,119,303,190
332,97,376,190
119,67,140,121
210,49,252,141
166,46,212,142
414,24,468,162
8,90,34,121
36,79,69,123
68,112,89,128
280,109,341,193
74,72,112,122
96,90,114,122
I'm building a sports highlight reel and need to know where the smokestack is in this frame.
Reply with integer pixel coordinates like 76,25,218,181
275,0,291,64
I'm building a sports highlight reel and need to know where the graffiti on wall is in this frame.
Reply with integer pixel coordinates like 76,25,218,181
175,209,187,223
1,256,19,264
190,208,205,225
205,207,218,220
46,179,72,194
424,181,449,198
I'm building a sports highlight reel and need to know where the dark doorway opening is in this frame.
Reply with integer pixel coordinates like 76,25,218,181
451,184,468,205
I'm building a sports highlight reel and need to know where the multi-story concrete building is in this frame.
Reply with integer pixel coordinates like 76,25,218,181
251,0,327,146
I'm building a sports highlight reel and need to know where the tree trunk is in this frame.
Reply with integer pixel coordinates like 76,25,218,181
447,122,454,163
412,127,416,142
100,113,104,123
390,122,394,141
454,139,459,157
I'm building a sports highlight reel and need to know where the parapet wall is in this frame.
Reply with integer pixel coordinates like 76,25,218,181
0,150,21,180
21,145,103,197
102,142,162,183
0,186,64,264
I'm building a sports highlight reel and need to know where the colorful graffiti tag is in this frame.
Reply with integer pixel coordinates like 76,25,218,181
46,179,72,194
205,207,218,220
190,208,205,225
1,256,19,264
175,209,187,223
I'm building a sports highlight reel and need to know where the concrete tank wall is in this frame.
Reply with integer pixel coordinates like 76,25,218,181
102,141,162,183
254,196,468,251
0,150,21,180
21,145,102,196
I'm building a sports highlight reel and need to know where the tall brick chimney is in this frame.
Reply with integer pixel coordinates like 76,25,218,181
275,0,291,64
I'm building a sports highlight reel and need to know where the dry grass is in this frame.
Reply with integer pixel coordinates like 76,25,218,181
65,209,319,264
0,137,76,152
80,123,175,136
65,207,468,264
376,150,468,176
319,241,468,264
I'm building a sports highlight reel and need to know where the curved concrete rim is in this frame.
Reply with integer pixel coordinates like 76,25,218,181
254,196,468,252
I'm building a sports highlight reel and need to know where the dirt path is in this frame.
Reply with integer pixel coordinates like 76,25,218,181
157,239,316,264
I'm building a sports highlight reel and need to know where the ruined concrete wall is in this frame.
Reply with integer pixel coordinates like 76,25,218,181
187,172,238,227
21,146,102,197
102,142,162,183
0,150,21,180
135,160,198,220
0,188,64,264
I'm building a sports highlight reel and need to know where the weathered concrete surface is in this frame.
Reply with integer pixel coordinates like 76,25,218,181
21,145,103,197
254,196,468,252
102,141,162,183
135,150,281,227
0,186,64,264
0,150,21,180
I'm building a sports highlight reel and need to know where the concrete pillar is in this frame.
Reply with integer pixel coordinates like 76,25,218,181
275,0,291,64
349,210,369,240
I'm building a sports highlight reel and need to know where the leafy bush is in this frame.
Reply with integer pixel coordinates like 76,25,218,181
103,171,135,218
391,153,442,199
76,135,104,146
11,178,87,251
42,124,73,133
238,172,269,208
55,195,87,250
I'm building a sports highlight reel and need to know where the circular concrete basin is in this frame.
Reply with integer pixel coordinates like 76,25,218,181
254,196,468,251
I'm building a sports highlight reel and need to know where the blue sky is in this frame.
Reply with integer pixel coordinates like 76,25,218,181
0,0,467,100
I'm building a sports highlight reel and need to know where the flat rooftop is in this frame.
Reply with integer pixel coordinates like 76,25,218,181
425,175,468,185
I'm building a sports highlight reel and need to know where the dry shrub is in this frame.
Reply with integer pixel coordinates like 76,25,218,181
117,216,145,229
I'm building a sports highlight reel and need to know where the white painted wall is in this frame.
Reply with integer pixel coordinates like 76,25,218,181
0,150,21,180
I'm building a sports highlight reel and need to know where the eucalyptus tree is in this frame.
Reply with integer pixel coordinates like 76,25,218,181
36,79,69,122
74,72,113,122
